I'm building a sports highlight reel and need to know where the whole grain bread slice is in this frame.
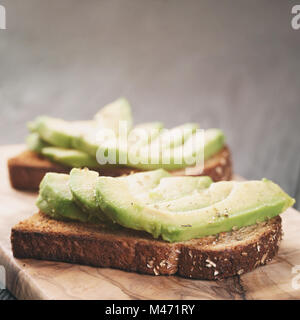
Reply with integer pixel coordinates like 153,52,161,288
11,212,281,280
7,146,232,191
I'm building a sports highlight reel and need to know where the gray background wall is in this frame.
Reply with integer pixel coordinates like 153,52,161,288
0,0,299,204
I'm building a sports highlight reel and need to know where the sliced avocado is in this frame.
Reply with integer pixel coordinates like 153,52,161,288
27,120,39,132
148,176,213,203
72,129,104,157
96,169,171,224
124,128,225,171
126,169,172,196
74,99,135,157
96,172,295,242
72,132,97,157
147,123,199,150
95,122,164,165
128,122,164,146
95,123,199,168
126,123,199,169
203,128,225,160
36,173,89,222
94,97,133,134
26,133,50,153
69,168,112,223
41,147,100,168
149,180,232,212
33,116,94,148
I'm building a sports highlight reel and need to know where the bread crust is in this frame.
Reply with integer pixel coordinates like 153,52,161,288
7,146,232,190
11,213,281,280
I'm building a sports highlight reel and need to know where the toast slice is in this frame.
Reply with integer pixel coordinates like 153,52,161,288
7,146,232,191
11,212,281,280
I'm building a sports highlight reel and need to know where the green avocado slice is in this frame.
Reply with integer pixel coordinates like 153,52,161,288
69,168,112,223
125,128,225,170
128,122,164,146
96,173,295,242
97,169,171,225
149,180,232,212
126,169,172,195
144,123,199,150
32,116,95,148
95,123,220,170
36,173,89,223
73,99,135,157
40,147,101,168
203,128,225,160
26,133,50,153
95,122,165,165
79,122,163,160
94,97,133,134
27,120,40,133
147,176,213,203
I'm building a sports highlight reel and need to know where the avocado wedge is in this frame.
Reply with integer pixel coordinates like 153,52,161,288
96,171,295,242
96,121,165,165
73,98,135,157
147,176,213,203
36,173,89,223
94,97,133,133
95,124,224,170
203,128,226,160
126,128,225,170
128,122,164,146
69,168,112,223
41,147,100,168
26,132,50,153
145,123,199,150
32,116,94,148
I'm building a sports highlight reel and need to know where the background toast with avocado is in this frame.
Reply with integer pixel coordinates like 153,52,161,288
7,98,232,191
11,169,294,280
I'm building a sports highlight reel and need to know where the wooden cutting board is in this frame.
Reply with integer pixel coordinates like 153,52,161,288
0,145,300,300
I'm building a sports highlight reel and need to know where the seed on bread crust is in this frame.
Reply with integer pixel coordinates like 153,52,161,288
206,259,217,268
153,268,159,276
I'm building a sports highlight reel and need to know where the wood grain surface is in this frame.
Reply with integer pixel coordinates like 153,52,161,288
0,145,300,300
